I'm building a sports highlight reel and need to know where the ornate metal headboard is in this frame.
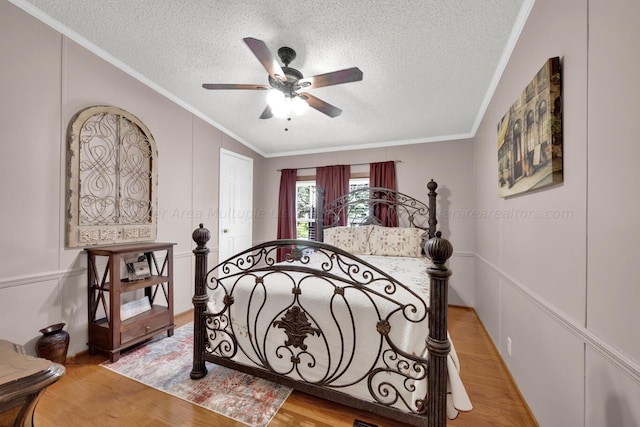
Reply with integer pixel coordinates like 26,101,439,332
316,179,438,242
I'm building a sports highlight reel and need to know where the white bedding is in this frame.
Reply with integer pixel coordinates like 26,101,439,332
205,251,472,418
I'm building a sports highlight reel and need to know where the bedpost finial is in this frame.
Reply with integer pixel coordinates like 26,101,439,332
427,179,438,192
425,231,453,265
192,224,211,246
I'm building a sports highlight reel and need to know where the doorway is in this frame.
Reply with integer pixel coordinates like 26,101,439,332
218,148,253,262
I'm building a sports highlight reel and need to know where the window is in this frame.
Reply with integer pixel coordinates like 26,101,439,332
538,100,549,145
345,178,370,225
296,181,317,240
295,177,369,239
525,109,536,152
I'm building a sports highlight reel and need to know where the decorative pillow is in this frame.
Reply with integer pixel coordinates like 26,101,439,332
368,226,426,257
323,225,373,254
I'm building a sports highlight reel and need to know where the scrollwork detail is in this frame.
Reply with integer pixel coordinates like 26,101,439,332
66,105,157,247
273,306,321,351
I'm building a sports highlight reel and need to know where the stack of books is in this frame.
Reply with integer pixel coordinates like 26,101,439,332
120,297,152,321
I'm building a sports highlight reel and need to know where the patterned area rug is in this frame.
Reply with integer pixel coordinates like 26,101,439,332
101,323,292,427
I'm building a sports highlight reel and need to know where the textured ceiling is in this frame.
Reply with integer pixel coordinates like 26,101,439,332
16,0,531,157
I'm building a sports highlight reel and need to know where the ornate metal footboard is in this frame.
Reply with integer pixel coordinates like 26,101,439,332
190,225,453,427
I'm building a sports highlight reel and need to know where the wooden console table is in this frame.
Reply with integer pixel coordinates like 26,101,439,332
0,340,65,426
85,242,175,362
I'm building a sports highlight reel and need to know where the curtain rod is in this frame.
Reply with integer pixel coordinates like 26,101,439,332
277,160,402,172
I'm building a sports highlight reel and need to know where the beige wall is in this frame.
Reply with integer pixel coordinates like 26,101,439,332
0,1,265,356
585,1,640,425
261,139,476,306
3,0,639,425
473,0,640,426
0,0,474,355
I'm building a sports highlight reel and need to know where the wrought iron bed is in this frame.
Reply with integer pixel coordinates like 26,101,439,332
190,179,467,426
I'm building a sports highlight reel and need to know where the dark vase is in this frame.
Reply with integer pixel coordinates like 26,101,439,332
36,322,70,364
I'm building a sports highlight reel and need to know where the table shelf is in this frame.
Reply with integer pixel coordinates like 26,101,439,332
86,242,175,362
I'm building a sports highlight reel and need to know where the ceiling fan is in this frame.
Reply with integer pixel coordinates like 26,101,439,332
202,37,363,119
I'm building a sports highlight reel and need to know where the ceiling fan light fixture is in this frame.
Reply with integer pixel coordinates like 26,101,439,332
203,38,362,119
272,103,289,118
267,90,308,118
292,96,309,116
267,89,285,109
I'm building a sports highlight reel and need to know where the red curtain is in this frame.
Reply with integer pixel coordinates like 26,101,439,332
316,165,351,227
369,161,398,227
277,169,297,261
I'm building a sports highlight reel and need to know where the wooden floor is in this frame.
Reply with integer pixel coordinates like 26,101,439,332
35,307,538,426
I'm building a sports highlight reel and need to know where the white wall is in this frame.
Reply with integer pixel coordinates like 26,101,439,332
0,1,264,356
473,0,640,426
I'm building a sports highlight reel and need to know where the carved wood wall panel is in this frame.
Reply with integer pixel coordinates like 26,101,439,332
66,106,158,247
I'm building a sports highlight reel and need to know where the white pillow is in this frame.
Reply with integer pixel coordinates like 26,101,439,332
368,226,426,257
323,225,373,254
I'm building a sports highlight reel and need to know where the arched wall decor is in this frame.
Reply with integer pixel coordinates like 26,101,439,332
66,105,158,247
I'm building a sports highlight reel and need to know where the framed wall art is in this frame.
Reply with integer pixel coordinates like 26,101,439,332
66,105,158,247
497,57,563,198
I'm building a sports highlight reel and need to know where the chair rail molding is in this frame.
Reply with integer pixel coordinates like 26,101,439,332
475,253,640,384
0,268,86,290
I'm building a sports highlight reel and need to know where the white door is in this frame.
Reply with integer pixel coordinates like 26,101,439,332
219,148,253,262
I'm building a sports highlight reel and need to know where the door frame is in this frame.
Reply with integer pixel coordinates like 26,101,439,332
218,148,253,262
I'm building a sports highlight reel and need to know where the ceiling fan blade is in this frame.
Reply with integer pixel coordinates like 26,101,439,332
243,37,287,82
259,105,273,119
202,83,269,90
298,93,342,118
298,67,363,89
